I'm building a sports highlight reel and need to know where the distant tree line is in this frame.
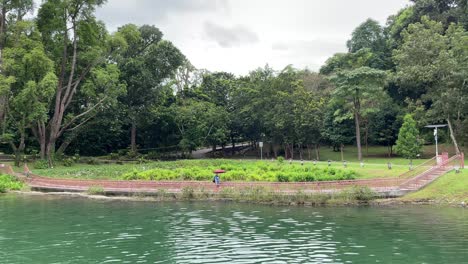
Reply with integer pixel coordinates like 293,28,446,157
0,0,466,165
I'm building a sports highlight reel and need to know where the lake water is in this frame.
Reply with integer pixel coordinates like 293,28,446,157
0,194,467,264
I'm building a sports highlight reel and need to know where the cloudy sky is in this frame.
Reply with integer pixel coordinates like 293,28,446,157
96,0,410,75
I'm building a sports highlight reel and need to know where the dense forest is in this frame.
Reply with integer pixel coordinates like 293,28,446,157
0,0,466,165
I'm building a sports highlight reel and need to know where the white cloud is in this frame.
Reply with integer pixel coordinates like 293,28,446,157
95,0,411,75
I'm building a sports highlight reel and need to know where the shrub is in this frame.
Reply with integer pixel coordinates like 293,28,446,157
181,186,195,199
86,157,101,165
34,160,49,169
277,156,285,164
276,173,289,182
87,185,105,195
110,153,119,160
63,158,74,167
339,185,376,202
0,174,24,193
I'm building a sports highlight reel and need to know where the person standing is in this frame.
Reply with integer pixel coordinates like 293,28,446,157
213,173,220,187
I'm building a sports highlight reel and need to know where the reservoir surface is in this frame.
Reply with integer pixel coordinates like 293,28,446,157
1,194,467,263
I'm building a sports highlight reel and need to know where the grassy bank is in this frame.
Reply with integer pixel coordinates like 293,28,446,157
82,185,378,206
400,170,468,204
30,159,413,181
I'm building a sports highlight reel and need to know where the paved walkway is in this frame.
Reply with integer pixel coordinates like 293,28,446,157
2,154,460,197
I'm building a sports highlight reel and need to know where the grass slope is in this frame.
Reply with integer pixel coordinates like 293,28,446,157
401,170,468,204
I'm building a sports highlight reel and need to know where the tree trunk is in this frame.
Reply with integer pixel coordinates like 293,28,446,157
231,139,235,156
38,122,46,159
130,122,137,152
46,141,55,167
354,111,362,161
56,136,74,156
315,144,320,160
340,143,344,161
307,144,311,160
365,123,369,157
298,144,303,160
0,96,6,134
291,143,294,160
447,117,460,155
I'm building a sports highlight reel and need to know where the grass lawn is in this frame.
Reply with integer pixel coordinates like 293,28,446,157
30,159,412,181
401,169,468,203
244,144,459,164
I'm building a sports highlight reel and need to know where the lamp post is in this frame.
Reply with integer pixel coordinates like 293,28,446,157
425,124,447,163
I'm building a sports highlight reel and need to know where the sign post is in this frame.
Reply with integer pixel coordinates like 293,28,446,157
259,141,263,160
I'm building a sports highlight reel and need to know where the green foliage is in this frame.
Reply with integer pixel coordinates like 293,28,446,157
62,158,74,167
121,160,356,182
0,174,24,193
180,186,195,199
339,185,376,201
87,185,105,195
395,114,422,159
34,160,49,169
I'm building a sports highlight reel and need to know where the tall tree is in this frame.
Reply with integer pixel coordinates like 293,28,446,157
36,0,125,164
329,67,386,161
347,18,391,69
0,21,56,165
394,16,468,153
115,24,184,152
0,0,34,134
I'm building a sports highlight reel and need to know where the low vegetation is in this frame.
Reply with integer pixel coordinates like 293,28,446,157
170,185,378,205
0,174,24,193
30,152,424,181
122,160,357,182
86,186,105,195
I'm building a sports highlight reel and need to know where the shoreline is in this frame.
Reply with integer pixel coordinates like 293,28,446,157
5,190,467,208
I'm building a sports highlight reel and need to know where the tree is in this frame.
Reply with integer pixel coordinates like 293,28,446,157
1,21,56,165
330,67,386,161
395,114,422,162
36,0,126,164
115,24,184,152
0,0,34,134
172,99,227,155
347,18,391,69
394,16,467,153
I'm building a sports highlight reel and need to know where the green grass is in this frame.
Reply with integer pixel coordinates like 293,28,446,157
245,144,459,164
401,169,468,203
31,158,414,181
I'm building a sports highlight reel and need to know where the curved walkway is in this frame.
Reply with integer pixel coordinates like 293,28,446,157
25,174,404,196
2,154,461,197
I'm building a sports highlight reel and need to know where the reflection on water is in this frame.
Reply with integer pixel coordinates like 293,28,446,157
0,194,467,263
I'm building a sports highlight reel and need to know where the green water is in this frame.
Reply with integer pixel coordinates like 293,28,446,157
0,194,467,264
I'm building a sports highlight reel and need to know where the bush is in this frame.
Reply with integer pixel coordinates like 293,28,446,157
110,153,119,160
87,185,105,195
277,156,285,164
34,160,49,169
276,173,289,182
339,186,376,202
63,158,74,167
86,157,101,165
181,186,195,199
0,174,24,193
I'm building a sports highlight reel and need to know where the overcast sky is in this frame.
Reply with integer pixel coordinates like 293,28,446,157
96,0,410,75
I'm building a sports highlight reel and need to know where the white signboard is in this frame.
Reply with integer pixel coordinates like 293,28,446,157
259,142,263,148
